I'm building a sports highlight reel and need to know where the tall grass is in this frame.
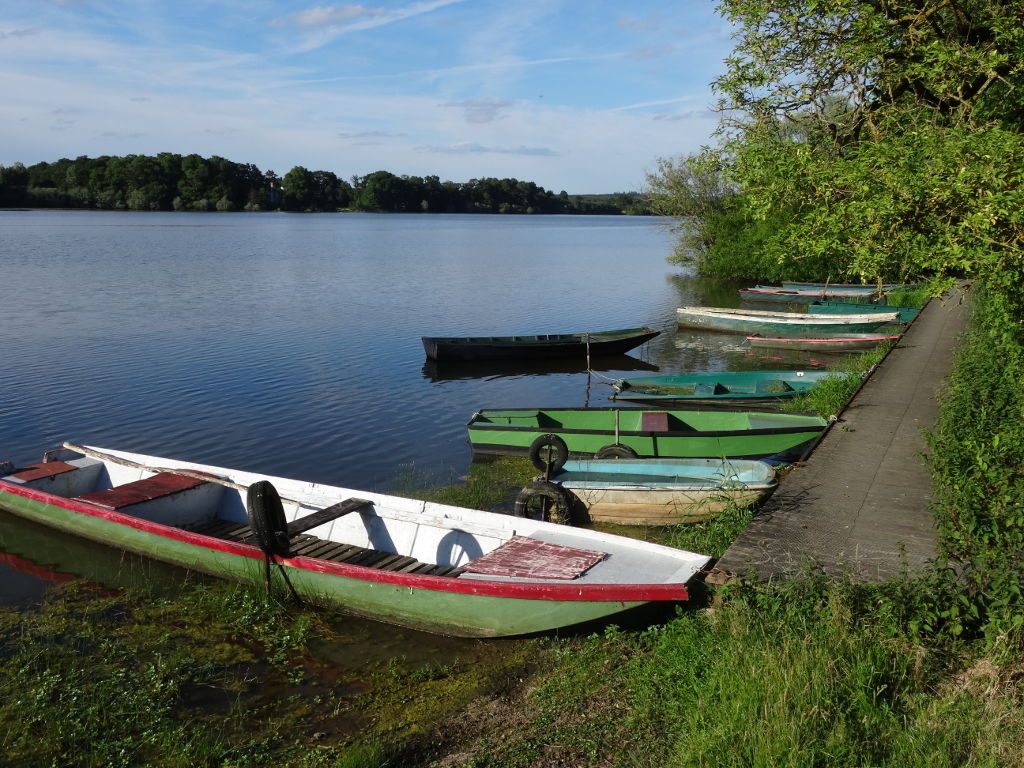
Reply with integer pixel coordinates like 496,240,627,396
784,343,892,418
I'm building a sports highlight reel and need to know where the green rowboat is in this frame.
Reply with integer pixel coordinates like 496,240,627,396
610,370,836,406
467,407,828,461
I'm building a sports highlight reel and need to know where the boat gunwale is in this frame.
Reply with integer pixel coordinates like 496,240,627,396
0,478,690,603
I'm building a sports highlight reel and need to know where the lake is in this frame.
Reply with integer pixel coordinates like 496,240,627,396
0,209,817,603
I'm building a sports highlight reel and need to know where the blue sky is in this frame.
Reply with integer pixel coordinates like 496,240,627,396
0,1,734,193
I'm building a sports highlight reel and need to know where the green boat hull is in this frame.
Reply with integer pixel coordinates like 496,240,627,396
467,408,827,460
0,490,646,638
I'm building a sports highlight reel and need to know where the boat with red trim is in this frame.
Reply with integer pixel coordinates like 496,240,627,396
746,333,902,351
0,443,710,638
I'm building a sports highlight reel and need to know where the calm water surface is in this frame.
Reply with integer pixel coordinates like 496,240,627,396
0,209,828,606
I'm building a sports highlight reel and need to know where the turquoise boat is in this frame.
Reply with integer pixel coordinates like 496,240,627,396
808,300,921,323
0,443,711,638
467,407,828,462
676,306,900,334
609,370,836,406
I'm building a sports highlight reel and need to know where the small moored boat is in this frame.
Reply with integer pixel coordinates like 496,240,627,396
747,333,902,351
782,281,905,291
421,327,660,361
676,306,899,335
467,407,828,462
609,370,835,406
0,443,710,638
740,287,886,302
808,300,921,324
530,456,779,526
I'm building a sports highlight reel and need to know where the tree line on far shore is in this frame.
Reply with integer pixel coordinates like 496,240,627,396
0,154,651,215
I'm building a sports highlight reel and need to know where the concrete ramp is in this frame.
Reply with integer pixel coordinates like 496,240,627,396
710,287,970,584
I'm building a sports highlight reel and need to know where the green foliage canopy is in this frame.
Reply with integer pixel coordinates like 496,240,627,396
651,0,1024,306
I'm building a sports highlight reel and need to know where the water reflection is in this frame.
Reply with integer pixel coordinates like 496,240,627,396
421,354,658,382
0,510,211,607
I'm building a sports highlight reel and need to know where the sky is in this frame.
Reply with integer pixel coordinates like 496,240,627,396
0,1,734,194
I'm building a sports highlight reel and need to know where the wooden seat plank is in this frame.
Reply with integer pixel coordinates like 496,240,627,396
379,555,419,571
9,462,78,482
77,472,210,510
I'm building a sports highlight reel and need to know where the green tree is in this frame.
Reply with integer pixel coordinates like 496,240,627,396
282,166,314,211
654,0,1024,292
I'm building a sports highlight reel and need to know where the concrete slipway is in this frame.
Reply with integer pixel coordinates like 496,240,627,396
709,286,971,584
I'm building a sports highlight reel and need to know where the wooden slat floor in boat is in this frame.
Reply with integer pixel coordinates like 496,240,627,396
186,519,464,577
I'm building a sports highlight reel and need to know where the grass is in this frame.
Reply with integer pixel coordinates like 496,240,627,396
784,342,893,418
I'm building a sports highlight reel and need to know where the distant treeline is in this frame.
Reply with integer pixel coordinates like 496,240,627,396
0,154,652,215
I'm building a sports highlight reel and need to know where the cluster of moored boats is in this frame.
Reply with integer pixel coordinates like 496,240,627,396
0,281,915,637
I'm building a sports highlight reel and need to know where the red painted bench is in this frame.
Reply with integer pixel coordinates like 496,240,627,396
7,461,79,482
76,472,211,510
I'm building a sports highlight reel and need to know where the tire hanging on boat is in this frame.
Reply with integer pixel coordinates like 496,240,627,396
513,480,573,525
595,443,638,459
246,480,291,557
528,433,569,472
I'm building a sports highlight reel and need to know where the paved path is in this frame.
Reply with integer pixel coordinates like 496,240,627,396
710,287,970,584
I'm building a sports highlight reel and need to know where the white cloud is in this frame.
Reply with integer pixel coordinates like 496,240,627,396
275,0,469,51
417,143,556,157
440,98,516,124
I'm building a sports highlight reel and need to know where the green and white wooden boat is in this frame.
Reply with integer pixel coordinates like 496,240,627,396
676,306,899,335
747,333,902,351
0,443,710,638
609,370,835,406
808,300,921,323
551,457,778,526
467,408,828,461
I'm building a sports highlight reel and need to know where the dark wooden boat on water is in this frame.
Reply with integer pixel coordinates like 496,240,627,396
422,327,660,362
0,443,709,638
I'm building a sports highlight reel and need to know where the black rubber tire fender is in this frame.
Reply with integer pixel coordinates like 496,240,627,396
595,443,639,459
512,480,573,525
246,480,291,557
527,433,569,472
